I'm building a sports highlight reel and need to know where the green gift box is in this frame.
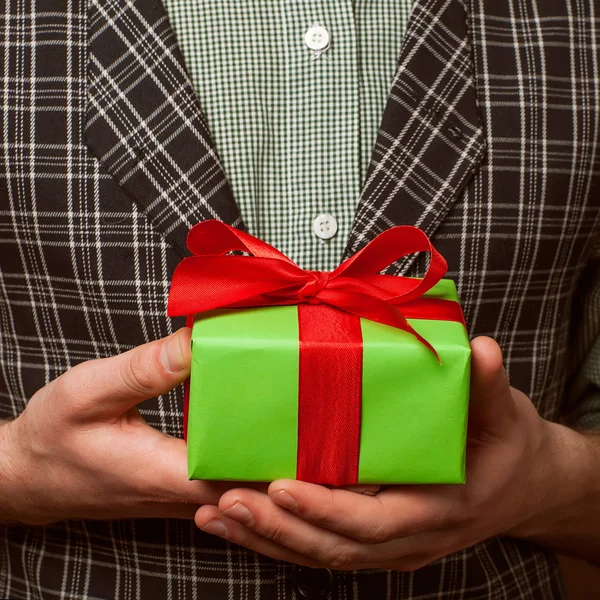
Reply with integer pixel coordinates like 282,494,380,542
168,220,471,486
186,278,470,485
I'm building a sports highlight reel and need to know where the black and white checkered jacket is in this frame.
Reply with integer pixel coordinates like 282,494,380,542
1,0,599,598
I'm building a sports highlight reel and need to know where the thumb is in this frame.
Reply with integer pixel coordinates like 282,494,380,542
56,328,192,421
468,336,517,441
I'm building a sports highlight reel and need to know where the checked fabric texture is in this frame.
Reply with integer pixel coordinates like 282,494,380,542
1,0,599,599
161,0,412,271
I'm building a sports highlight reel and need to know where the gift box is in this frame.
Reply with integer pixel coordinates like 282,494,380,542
168,221,471,486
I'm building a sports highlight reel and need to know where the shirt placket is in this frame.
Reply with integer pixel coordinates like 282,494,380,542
281,0,360,271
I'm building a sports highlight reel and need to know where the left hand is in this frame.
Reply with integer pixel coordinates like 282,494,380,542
195,336,568,570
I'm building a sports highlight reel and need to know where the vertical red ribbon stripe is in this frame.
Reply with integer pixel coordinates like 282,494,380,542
296,304,363,486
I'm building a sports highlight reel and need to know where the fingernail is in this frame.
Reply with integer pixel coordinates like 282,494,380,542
270,489,298,512
221,501,253,525
201,519,228,538
160,331,187,373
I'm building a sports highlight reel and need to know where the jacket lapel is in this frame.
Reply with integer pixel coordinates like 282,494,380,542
346,0,486,272
85,0,242,256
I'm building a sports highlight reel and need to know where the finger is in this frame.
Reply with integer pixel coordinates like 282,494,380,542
468,336,517,441
267,479,457,543
215,488,381,568
198,506,461,572
195,505,321,568
214,488,454,570
57,328,192,420
200,499,453,571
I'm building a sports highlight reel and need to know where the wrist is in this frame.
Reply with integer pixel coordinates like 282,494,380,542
511,420,600,541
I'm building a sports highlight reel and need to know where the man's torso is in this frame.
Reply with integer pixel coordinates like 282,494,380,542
1,0,599,598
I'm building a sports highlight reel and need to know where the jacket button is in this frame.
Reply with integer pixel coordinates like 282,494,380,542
293,567,333,598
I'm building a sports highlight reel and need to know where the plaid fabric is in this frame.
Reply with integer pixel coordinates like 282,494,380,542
85,0,242,257
161,0,412,271
1,0,599,598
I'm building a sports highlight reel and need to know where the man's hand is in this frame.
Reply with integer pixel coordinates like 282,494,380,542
0,328,237,525
195,337,600,569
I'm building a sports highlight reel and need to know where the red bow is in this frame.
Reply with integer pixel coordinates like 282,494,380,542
167,220,463,359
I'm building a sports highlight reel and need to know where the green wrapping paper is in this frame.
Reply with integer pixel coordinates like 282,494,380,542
186,278,471,485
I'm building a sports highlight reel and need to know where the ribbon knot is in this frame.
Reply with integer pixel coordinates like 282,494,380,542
298,271,330,304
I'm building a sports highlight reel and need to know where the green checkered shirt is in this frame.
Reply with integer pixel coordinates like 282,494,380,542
163,0,412,271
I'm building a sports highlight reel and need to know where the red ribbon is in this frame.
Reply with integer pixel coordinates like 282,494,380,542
168,220,466,485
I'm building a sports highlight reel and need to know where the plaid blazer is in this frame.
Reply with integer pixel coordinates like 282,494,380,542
1,0,599,598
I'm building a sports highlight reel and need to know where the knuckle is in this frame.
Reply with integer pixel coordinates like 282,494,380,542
358,520,393,544
322,545,360,570
50,370,71,399
309,510,336,529
236,527,259,551
120,348,160,396
51,364,93,419
301,545,324,562
52,365,83,406
305,489,339,528
297,556,322,569
265,518,287,545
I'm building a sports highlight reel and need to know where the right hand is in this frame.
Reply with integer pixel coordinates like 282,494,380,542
0,327,237,525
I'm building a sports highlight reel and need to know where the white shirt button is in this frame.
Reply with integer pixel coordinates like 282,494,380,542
304,25,330,51
312,213,338,240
